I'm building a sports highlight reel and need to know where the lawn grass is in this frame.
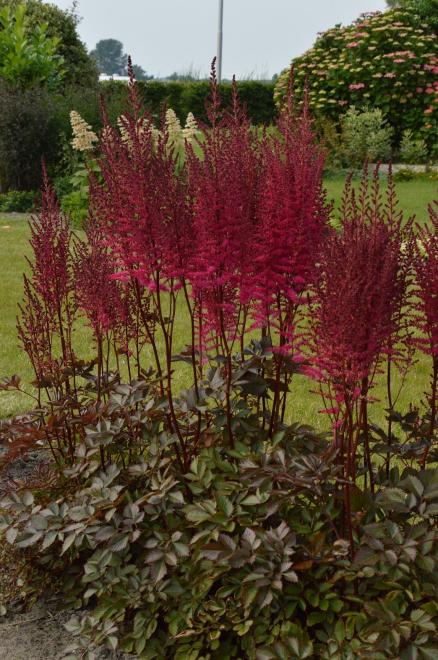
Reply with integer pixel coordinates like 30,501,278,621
324,176,437,226
0,176,437,428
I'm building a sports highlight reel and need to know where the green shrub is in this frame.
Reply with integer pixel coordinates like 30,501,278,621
0,81,64,191
314,117,344,173
393,167,438,181
275,8,438,145
0,189,37,212
0,0,98,87
341,106,393,167
386,0,438,34
0,80,275,194
2,374,438,658
0,80,102,192
399,129,428,164
0,3,64,89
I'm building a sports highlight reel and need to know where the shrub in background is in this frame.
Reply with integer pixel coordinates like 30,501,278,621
275,7,438,146
341,106,393,167
0,0,98,87
0,189,37,212
386,0,438,34
399,128,429,164
0,3,64,89
0,81,64,191
0,1,99,193
100,79,277,126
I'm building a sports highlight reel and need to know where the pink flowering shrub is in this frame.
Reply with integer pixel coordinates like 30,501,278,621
274,7,438,145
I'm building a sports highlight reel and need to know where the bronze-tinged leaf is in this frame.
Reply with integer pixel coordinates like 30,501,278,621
309,531,326,554
294,560,314,571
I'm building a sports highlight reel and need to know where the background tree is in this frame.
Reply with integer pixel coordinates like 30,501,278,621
131,63,153,81
0,0,98,86
0,3,63,88
90,38,128,75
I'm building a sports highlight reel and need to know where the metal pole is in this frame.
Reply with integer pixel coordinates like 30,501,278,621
217,0,224,82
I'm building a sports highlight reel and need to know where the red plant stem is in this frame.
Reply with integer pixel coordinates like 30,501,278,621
133,280,164,396
386,357,393,478
96,334,106,469
421,357,438,468
113,336,120,374
155,277,189,469
280,373,292,423
344,397,355,556
182,281,199,399
360,378,374,495
269,354,283,439
56,304,75,461
240,307,248,360
182,281,202,447
219,306,234,448
268,297,284,438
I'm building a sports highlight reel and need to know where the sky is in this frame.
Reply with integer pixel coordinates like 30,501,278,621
52,0,388,79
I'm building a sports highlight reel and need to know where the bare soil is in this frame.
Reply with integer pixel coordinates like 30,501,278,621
0,450,131,659
0,599,74,660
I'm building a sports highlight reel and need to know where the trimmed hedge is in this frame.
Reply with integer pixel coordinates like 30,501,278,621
0,79,276,193
100,80,277,126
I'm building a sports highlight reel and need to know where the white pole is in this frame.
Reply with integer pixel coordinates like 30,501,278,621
217,0,224,82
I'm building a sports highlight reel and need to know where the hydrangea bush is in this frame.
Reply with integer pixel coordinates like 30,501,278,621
274,8,438,147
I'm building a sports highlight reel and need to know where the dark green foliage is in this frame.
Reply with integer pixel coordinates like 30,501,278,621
0,81,64,191
100,79,277,126
0,189,37,211
0,79,275,193
386,0,438,33
0,80,104,192
2,367,438,657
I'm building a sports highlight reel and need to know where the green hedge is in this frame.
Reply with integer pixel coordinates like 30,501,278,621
100,80,277,126
0,80,276,192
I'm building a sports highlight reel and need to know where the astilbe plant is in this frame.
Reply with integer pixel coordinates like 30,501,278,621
16,171,78,463
414,201,438,466
186,64,263,445
18,170,75,386
305,169,413,549
187,66,261,348
6,63,438,659
89,61,197,470
73,218,131,411
247,89,330,434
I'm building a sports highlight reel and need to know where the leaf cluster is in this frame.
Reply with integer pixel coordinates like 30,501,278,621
2,373,438,658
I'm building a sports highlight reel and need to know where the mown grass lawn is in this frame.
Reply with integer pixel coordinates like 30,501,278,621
0,176,437,426
324,176,437,226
